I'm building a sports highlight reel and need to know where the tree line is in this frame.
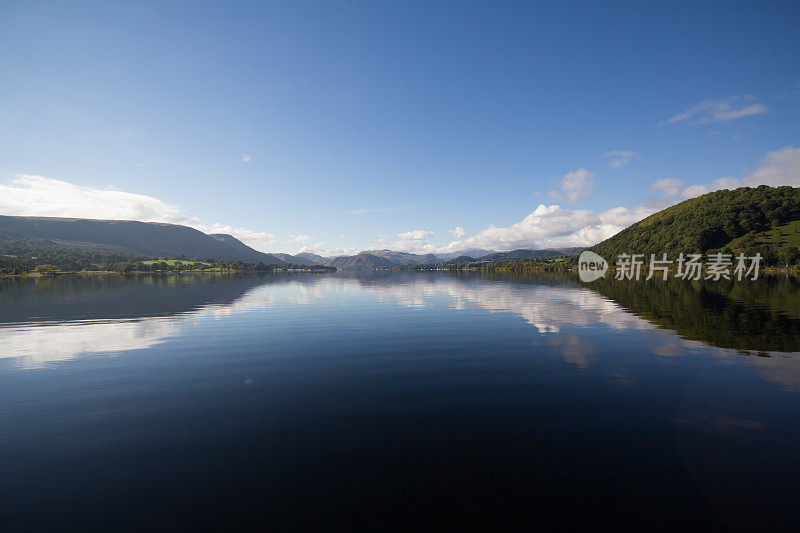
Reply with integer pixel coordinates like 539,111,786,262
0,245,335,276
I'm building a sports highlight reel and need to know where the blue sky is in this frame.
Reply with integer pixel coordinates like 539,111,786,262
1,1,799,255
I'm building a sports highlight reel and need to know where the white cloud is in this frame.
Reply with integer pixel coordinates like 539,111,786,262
439,203,653,251
670,146,800,201
398,229,434,240
650,178,684,196
678,177,740,200
548,168,596,203
650,146,800,201
663,95,768,125
598,205,656,227
0,175,186,222
605,150,639,169
241,153,252,162
361,147,800,255
298,243,361,257
201,223,276,246
448,226,468,239
743,146,800,187
679,184,713,199
0,174,275,248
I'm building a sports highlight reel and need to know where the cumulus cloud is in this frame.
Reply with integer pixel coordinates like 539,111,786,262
344,147,799,255
439,204,654,251
663,95,768,125
448,226,468,239
650,178,684,196
398,229,434,240
201,223,276,245
743,146,800,187
0,174,276,248
549,168,595,203
605,150,639,169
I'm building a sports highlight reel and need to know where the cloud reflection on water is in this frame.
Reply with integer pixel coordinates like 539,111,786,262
1,274,799,391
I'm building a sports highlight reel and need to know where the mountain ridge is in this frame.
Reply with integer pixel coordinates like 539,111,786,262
0,215,285,263
0,214,585,269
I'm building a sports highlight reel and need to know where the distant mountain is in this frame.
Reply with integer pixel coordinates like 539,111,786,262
295,252,328,265
270,253,311,265
327,252,396,269
208,234,284,263
551,247,584,255
269,252,330,265
476,249,567,261
362,249,441,265
436,249,495,260
317,248,575,269
443,255,476,264
591,186,800,260
0,215,284,263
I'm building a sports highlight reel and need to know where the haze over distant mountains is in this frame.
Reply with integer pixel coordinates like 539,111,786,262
0,214,581,268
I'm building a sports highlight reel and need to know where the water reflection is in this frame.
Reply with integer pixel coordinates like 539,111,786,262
2,272,799,530
0,318,178,368
2,272,800,380
0,274,322,368
357,275,652,333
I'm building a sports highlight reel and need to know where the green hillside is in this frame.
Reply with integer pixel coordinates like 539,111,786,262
592,185,800,265
0,215,284,264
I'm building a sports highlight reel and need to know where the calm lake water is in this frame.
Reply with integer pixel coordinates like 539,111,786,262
1,272,800,530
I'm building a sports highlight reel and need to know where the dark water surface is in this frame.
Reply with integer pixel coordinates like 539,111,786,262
1,272,800,530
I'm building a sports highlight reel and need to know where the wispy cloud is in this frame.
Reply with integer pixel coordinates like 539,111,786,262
662,95,768,125
549,168,596,203
605,150,639,169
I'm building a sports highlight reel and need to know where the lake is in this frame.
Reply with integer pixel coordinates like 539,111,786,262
1,272,800,530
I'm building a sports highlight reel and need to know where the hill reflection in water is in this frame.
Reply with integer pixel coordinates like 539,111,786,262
2,272,799,387
2,272,800,530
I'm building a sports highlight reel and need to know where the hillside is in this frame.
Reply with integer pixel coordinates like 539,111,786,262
317,248,576,269
477,249,569,261
592,186,800,261
208,233,284,263
362,250,441,265
0,215,284,263
327,252,396,269
271,253,310,265
295,252,327,264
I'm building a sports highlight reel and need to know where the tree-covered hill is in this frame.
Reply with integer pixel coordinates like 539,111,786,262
592,186,800,263
476,249,569,261
0,215,284,264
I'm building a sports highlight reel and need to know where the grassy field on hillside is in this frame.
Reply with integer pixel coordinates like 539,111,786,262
726,219,800,250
